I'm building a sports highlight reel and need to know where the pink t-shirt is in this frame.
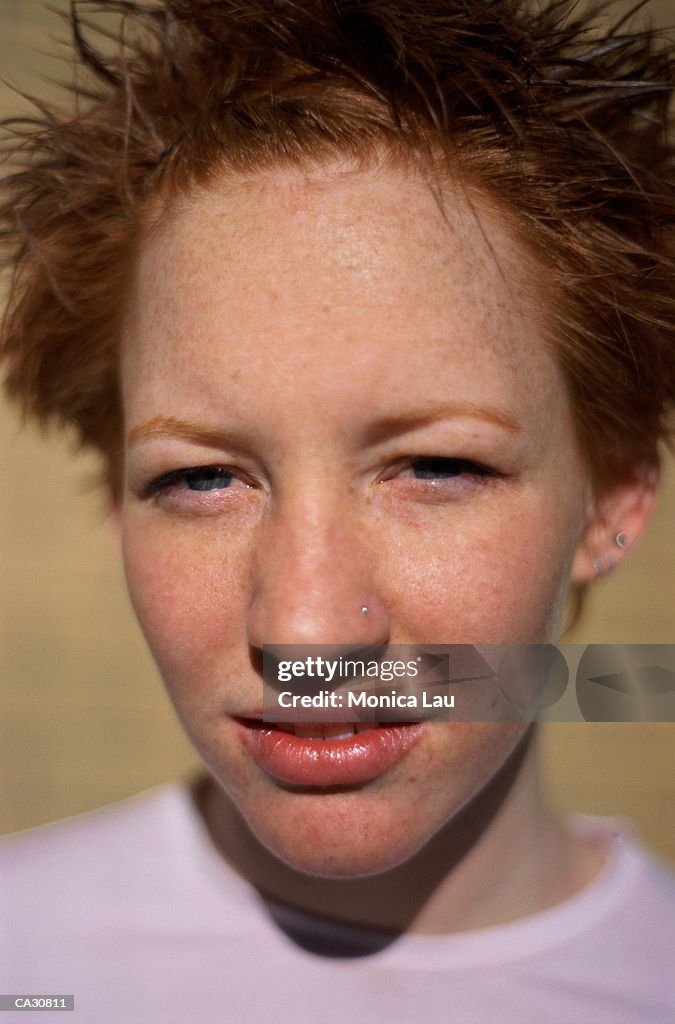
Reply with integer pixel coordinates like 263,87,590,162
1,781,673,1023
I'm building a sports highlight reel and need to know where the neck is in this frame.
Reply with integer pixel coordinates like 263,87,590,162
192,728,604,935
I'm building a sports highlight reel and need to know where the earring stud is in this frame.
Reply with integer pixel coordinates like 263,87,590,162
360,605,369,615
595,530,629,576
593,554,615,577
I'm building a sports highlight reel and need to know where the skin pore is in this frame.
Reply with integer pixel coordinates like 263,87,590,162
119,157,650,934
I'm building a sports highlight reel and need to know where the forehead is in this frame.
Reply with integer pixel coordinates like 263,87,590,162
121,160,566,433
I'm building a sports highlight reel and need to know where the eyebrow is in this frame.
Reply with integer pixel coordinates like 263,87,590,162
126,416,244,448
127,403,520,448
360,402,521,443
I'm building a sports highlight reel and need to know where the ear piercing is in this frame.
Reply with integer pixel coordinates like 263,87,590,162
593,555,615,576
360,605,369,615
593,530,629,576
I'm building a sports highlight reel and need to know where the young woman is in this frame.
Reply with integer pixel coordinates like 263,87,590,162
1,2,673,1021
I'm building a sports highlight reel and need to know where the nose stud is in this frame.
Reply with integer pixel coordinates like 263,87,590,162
360,605,369,615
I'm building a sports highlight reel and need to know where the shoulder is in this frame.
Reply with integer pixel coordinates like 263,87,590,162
549,816,675,1013
573,814,675,918
0,780,185,868
564,815,675,942
0,779,263,1005
0,781,194,927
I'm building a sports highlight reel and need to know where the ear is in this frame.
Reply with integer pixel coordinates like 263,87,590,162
571,463,659,584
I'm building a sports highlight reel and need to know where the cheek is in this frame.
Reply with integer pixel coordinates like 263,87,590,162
121,516,249,688
383,490,579,642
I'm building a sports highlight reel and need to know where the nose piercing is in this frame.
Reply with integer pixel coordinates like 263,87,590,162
360,605,369,615
615,531,629,549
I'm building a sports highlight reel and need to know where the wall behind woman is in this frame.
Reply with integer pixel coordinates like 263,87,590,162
1,0,673,860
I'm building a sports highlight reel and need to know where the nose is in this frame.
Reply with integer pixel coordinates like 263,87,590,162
246,491,390,650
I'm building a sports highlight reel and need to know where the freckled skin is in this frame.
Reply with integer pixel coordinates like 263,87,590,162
121,160,595,886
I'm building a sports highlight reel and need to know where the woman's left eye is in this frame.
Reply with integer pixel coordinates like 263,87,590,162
405,457,493,481
382,456,499,501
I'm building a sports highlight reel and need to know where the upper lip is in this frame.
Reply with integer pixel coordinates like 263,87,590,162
233,714,420,728
235,714,357,726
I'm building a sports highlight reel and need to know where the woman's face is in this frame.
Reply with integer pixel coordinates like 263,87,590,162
120,161,592,876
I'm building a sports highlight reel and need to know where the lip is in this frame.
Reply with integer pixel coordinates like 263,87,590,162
234,718,426,787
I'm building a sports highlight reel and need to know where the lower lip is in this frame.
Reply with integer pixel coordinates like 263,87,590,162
235,720,426,787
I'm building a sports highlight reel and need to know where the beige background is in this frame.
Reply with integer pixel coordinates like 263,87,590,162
1,1,673,860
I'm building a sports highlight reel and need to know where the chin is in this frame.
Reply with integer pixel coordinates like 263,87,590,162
240,785,445,879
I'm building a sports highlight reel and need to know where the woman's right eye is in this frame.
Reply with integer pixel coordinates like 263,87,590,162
155,466,235,492
147,466,236,494
141,465,255,513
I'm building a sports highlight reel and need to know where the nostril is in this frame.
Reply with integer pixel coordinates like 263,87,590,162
249,645,264,676
245,563,391,649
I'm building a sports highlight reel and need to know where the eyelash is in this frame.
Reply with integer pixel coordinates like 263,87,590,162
397,456,495,482
143,457,496,500
144,465,240,496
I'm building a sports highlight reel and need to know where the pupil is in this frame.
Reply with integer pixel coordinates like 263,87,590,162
186,468,231,491
413,458,462,479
